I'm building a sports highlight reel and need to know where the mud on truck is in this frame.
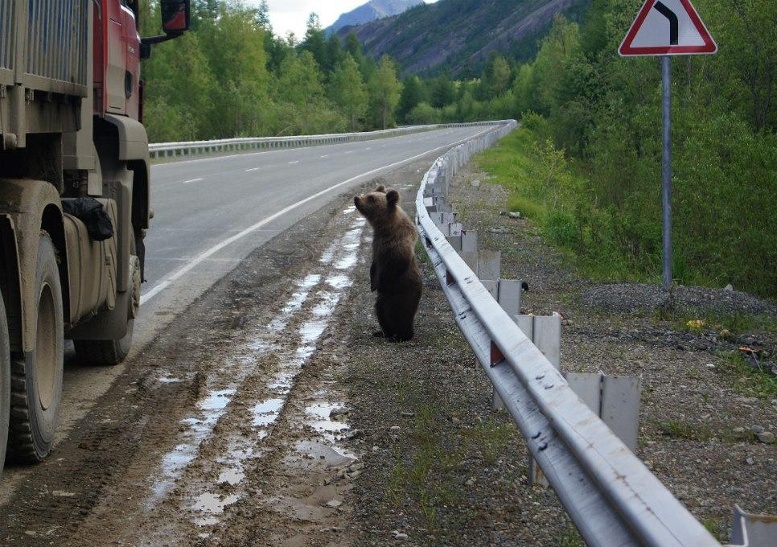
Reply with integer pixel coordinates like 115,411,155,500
0,0,190,478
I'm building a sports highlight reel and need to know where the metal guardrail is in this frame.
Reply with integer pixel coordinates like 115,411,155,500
415,121,723,546
148,122,500,159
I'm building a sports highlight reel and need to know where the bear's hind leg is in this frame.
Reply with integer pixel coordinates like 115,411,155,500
375,294,397,339
385,295,417,342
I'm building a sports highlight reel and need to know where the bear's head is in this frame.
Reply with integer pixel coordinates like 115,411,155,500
354,185,400,225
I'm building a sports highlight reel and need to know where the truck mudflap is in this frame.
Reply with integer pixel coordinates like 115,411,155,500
62,199,118,325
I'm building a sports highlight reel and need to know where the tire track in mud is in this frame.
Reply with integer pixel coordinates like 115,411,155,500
63,203,369,546
0,179,386,545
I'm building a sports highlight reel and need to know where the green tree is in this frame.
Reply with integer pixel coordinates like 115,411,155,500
275,50,325,106
255,0,270,27
512,63,534,114
329,54,369,131
368,56,403,129
397,75,426,123
199,3,270,137
142,31,215,140
301,13,328,70
530,15,581,116
430,73,456,108
478,52,512,100
323,33,344,75
705,0,777,131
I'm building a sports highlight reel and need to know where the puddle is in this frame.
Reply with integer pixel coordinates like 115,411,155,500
191,491,240,527
334,227,364,270
334,253,358,270
326,274,352,290
146,213,365,528
269,274,321,332
293,440,354,468
319,242,338,265
217,467,245,486
269,371,293,393
148,389,236,505
305,402,349,440
158,376,183,384
299,317,328,345
252,397,284,429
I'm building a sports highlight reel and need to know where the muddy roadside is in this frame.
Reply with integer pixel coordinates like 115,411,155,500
0,154,775,547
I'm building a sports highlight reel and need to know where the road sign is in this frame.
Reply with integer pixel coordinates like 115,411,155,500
619,0,717,56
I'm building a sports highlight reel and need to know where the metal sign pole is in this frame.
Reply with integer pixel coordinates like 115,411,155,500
661,55,672,289
620,0,719,291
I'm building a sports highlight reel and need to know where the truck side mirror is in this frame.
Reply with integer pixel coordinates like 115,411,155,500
161,0,190,34
140,0,191,59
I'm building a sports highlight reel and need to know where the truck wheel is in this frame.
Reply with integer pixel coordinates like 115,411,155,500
1,290,11,477
7,233,64,463
73,247,141,366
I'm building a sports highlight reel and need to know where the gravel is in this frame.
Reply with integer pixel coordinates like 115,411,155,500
343,160,777,545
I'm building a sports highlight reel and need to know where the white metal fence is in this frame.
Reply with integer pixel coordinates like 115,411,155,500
415,120,734,546
148,123,499,159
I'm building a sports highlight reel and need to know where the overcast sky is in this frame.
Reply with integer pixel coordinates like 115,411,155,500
255,1,438,39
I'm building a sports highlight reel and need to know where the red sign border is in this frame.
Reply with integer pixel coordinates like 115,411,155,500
619,0,718,56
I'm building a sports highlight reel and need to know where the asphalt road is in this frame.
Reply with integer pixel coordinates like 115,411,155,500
0,123,499,502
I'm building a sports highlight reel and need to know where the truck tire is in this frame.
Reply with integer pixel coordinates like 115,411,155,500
1,290,10,478
73,242,141,366
7,233,64,463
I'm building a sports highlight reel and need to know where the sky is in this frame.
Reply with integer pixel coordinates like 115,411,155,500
255,1,437,39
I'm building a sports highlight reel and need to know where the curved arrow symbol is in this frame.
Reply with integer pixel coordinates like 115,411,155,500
653,1,679,45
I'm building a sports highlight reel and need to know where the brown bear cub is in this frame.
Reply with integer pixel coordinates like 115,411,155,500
354,185,422,342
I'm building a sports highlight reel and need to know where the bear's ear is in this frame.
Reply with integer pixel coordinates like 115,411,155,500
386,189,400,207
376,185,387,193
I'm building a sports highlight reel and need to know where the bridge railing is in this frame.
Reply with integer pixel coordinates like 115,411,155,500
415,121,724,546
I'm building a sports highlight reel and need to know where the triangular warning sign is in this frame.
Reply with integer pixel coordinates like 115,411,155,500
619,0,717,56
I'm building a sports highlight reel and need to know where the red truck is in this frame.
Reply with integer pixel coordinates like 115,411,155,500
1,0,190,476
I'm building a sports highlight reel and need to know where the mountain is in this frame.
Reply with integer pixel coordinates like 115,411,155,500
337,0,589,77
326,0,426,34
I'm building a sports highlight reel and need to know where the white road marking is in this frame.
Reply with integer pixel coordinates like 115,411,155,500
141,128,493,305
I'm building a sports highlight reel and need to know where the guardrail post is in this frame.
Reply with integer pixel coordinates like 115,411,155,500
447,229,477,253
429,211,456,231
462,249,500,281
507,314,562,486
564,372,640,453
497,279,523,316
730,505,777,547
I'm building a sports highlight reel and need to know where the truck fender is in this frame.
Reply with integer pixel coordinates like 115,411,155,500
103,113,150,163
99,114,151,267
0,179,67,354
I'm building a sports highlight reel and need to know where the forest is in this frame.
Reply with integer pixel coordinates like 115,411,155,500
139,0,777,298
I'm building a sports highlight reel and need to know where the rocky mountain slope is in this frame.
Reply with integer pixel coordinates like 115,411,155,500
337,0,589,76
327,0,426,34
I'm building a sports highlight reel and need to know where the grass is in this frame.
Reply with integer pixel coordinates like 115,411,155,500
473,128,626,283
656,419,713,441
716,351,777,400
475,126,777,406
382,388,538,540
